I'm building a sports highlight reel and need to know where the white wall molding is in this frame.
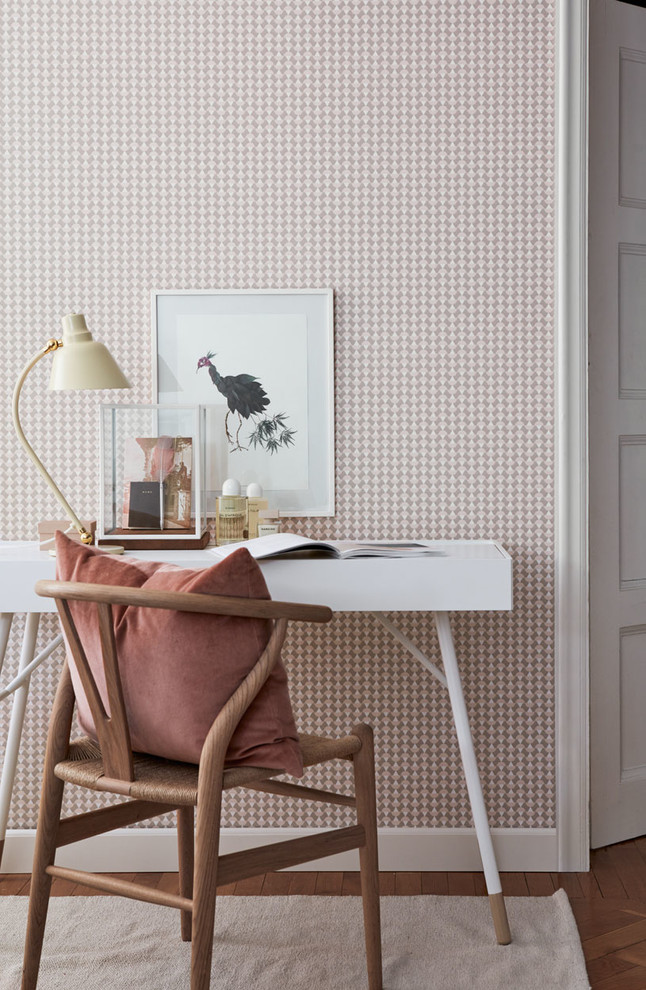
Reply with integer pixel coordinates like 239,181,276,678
555,0,589,871
2,827,558,875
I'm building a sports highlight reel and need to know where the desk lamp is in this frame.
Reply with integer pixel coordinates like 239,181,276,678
12,313,130,545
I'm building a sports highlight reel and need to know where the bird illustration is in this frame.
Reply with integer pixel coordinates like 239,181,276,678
196,351,296,453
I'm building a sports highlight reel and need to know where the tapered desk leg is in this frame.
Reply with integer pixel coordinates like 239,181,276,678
373,610,511,945
0,613,14,679
0,612,40,870
434,611,511,945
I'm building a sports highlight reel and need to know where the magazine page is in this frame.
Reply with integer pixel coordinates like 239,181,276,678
210,535,445,560
210,533,328,560
337,541,444,558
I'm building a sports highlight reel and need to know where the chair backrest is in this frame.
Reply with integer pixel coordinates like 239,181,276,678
35,579,332,782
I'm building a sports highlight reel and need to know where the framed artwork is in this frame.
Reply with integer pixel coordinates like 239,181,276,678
152,289,335,516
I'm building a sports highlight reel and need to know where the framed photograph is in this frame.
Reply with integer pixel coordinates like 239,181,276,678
152,289,335,516
122,435,193,530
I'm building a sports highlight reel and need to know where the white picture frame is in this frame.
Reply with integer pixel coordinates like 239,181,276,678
152,289,335,516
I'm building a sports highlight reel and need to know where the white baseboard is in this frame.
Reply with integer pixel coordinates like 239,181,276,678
2,827,557,874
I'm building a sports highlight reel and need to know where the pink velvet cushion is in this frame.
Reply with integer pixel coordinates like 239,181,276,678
54,532,303,776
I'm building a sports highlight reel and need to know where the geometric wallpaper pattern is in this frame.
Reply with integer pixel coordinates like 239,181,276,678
0,0,556,830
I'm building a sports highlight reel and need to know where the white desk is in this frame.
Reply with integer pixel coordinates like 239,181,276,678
0,540,512,942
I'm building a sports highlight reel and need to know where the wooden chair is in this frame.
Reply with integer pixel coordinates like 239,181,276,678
22,579,382,990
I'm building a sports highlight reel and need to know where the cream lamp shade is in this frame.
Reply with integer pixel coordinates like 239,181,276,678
49,313,131,390
12,313,130,545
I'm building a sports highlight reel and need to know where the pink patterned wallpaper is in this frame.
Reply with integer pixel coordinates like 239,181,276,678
0,1,556,829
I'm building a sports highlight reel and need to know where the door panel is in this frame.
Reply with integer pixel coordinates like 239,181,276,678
590,0,646,847
619,244,646,395
619,49,646,205
620,625,646,780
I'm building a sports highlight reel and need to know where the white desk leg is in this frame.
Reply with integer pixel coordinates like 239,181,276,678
434,611,511,945
0,612,40,869
0,613,14,679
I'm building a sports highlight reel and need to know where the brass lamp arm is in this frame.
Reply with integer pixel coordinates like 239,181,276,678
12,340,93,545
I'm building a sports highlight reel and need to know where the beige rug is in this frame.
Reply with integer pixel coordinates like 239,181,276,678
1,891,589,989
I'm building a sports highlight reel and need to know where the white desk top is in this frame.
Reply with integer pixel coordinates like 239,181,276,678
0,540,512,613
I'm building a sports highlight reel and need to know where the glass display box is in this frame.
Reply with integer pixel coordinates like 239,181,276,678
98,404,209,548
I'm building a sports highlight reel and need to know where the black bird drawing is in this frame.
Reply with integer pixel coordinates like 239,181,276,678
196,351,296,453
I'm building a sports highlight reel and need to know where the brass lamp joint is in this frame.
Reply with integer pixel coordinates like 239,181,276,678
43,338,63,355
79,529,93,545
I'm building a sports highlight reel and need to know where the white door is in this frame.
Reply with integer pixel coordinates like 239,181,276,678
590,0,646,848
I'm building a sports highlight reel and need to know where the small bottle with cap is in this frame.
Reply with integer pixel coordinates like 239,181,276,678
216,478,246,545
245,482,268,540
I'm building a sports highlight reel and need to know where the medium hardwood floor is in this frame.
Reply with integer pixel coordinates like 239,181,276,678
5,838,646,987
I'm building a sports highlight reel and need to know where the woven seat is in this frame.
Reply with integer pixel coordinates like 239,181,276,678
55,732,363,805
55,738,277,804
22,580,382,990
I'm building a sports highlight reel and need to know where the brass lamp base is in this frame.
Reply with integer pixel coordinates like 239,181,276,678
38,520,97,550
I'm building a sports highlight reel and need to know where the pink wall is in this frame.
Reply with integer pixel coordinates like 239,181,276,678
0,0,556,829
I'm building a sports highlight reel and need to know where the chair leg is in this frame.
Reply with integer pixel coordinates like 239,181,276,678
21,775,65,989
22,666,75,990
352,723,383,990
178,805,195,942
190,764,224,990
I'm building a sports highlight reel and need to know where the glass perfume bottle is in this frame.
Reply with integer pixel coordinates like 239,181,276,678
216,478,246,545
246,482,268,539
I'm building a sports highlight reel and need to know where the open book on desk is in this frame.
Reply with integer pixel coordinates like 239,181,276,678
210,533,445,561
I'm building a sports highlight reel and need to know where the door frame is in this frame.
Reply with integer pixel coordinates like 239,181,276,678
555,0,589,871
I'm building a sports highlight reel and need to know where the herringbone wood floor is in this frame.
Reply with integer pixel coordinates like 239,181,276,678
5,838,646,987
